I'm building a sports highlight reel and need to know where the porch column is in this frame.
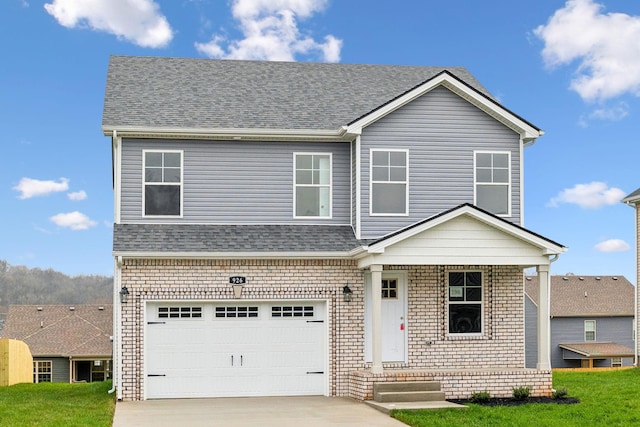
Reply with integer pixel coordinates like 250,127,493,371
370,264,383,374
536,264,551,370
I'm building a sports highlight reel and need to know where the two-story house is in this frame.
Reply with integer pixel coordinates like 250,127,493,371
525,276,635,369
102,56,566,401
623,188,640,365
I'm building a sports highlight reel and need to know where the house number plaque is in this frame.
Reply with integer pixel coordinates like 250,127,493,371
229,276,247,285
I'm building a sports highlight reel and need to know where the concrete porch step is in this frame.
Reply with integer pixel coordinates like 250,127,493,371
374,390,446,403
374,381,441,393
365,400,467,414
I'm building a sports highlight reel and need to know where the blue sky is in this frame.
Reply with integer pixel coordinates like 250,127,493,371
1,0,639,283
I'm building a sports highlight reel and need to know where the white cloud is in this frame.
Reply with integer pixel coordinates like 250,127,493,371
588,103,629,121
547,181,625,208
13,177,69,199
594,239,630,252
49,211,98,231
534,0,640,102
67,190,88,201
195,0,342,62
44,0,173,48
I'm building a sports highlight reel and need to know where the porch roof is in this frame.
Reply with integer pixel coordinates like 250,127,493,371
559,342,635,359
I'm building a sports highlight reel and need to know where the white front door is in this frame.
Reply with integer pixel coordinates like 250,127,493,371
365,271,407,362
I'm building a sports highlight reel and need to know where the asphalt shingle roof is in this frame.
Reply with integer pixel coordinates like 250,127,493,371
113,224,363,253
525,275,634,317
623,187,640,202
1,305,112,357
102,56,493,131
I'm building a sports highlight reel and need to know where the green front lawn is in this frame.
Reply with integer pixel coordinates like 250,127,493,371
393,369,640,427
0,380,115,427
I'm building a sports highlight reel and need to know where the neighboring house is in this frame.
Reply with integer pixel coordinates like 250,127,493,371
525,276,635,368
623,188,640,365
102,56,566,402
1,305,112,383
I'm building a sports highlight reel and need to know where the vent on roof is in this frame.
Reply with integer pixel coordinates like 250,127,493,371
595,277,601,280
37,307,43,311
98,306,105,311
584,292,588,297
69,306,75,311
526,277,532,281
562,277,569,281
613,277,618,280
579,277,584,281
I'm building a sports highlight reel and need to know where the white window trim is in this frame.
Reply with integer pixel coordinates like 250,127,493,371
611,357,622,367
473,150,511,217
446,270,484,337
142,149,184,218
369,148,409,216
293,152,333,219
33,360,52,383
584,320,596,342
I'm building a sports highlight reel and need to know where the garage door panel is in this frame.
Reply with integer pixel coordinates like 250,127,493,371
146,301,326,399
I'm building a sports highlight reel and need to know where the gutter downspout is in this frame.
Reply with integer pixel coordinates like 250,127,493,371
623,199,638,367
108,256,123,397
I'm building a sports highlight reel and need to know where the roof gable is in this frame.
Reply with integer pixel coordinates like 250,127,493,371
622,187,640,204
357,204,565,268
1,305,113,357
346,71,541,141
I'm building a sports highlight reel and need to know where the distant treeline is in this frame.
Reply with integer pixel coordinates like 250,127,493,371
0,260,112,306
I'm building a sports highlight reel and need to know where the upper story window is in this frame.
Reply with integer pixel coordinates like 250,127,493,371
370,149,408,215
448,271,482,334
144,150,182,217
294,153,331,218
584,320,596,342
475,151,510,216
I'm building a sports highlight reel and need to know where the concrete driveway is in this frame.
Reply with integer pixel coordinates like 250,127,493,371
112,396,408,427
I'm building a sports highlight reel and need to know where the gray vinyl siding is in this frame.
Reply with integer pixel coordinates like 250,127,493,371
120,139,351,224
550,317,635,368
35,357,70,383
359,86,522,238
525,295,538,368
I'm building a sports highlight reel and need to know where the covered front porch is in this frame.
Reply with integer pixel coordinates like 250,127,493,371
352,205,566,400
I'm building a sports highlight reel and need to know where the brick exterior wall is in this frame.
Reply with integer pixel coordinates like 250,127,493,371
118,259,551,401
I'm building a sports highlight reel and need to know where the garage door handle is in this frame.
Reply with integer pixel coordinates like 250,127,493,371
306,371,324,374
147,321,166,325
307,320,324,323
147,374,166,377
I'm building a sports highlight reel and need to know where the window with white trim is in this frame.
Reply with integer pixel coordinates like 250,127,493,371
144,150,182,216
611,357,622,368
371,150,408,215
475,151,510,216
448,271,482,334
33,360,52,383
294,153,331,218
584,320,596,342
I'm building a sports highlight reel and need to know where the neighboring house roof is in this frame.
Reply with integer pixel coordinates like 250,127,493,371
525,276,634,317
558,342,635,358
622,187,640,204
1,305,112,358
102,56,540,139
113,224,363,255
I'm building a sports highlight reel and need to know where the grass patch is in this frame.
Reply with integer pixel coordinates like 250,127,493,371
392,369,640,427
0,380,115,427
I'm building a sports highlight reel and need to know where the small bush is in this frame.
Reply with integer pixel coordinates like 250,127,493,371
552,386,568,400
470,390,491,403
512,386,530,401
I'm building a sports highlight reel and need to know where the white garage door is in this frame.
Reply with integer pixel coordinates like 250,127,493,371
145,301,326,399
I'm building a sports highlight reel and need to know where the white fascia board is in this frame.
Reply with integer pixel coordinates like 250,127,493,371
366,205,566,255
113,249,367,260
101,125,355,142
346,73,542,141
